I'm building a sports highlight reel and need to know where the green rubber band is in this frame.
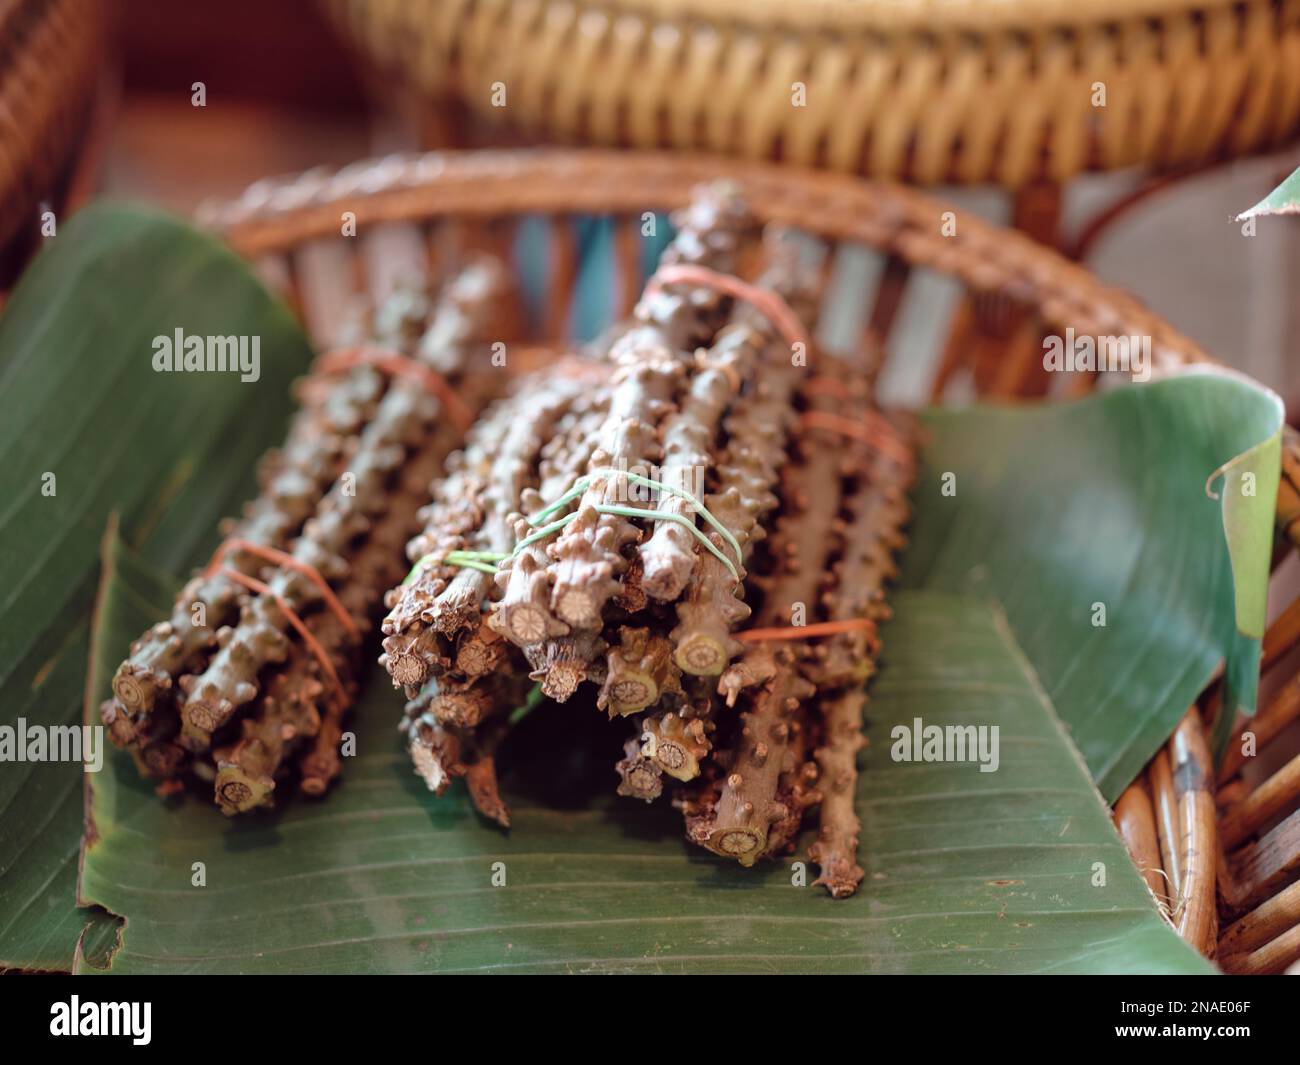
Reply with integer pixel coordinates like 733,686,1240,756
512,512,579,554
508,682,546,726
507,503,738,580
446,559,499,574
411,470,746,584
401,556,433,586
524,466,742,565
527,476,593,524
594,504,740,580
592,467,743,564
402,549,506,584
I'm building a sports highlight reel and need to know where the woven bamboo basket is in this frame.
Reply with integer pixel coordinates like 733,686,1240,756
198,148,1300,971
0,0,106,258
320,0,1300,185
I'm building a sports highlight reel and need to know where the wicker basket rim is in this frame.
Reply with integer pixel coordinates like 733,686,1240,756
581,0,1258,32
199,147,1213,372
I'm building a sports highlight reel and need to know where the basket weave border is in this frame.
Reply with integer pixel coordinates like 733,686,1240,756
200,147,1210,372
322,0,1300,184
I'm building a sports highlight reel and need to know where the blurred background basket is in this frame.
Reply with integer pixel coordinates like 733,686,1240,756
0,0,107,285
314,0,1300,421
322,0,1300,187
198,147,1300,972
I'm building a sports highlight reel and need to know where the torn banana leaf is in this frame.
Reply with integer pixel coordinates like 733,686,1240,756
1237,164,1300,220
0,204,314,970
904,369,1282,797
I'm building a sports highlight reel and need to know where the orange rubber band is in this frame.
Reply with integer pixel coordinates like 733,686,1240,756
804,375,857,400
646,264,813,354
314,346,474,432
205,538,359,642
221,570,348,708
737,618,878,643
801,410,914,470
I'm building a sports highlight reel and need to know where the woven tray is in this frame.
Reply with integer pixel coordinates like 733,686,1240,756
0,0,105,256
199,147,1300,971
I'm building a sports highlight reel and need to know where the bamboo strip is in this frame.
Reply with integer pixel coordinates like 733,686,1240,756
1220,751,1300,849
1113,780,1166,905
1168,709,1217,954
1219,878,1300,958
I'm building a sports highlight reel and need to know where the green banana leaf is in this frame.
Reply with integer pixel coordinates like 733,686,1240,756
77,376,1280,975
1238,164,1300,220
904,371,1282,798
2,206,1281,974
0,205,315,970
78,529,1213,974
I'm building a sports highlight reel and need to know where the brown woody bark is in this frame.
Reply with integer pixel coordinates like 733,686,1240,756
380,369,591,692
103,259,510,812
177,266,506,751
535,185,756,684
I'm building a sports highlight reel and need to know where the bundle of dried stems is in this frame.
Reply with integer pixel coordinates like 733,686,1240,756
104,258,510,814
378,184,914,893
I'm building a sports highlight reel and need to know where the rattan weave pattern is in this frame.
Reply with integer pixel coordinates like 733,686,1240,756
321,0,1300,184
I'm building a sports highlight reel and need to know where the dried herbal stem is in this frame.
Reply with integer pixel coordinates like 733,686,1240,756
639,238,811,603
668,236,819,679
492,396,610,651
380,371,590,692
683,377,877,865
806,417,915,895
537,185,755,686
109,367,383,729
806,686,867,897
104,259,510,812
403,672,526,825
599,626,683,717
178,269,504,751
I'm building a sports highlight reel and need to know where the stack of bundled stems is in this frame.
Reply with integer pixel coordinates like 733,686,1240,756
103,257,509,814
380,184,915,896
